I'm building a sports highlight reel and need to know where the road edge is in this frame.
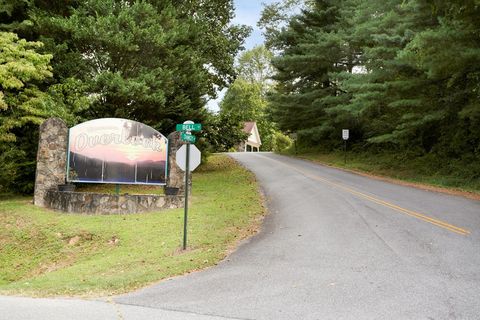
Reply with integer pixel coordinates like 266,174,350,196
284,153,480,201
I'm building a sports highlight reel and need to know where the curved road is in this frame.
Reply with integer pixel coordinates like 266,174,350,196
2,153,480,319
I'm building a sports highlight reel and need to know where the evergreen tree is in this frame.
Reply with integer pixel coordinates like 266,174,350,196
267,0,353,146
264,0,480,179
0,0,248,193
27,0,249,131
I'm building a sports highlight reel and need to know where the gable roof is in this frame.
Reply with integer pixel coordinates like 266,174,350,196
243,121,255,134
242,121,261,145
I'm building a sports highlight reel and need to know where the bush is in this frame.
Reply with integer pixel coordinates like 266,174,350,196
273,131,292,152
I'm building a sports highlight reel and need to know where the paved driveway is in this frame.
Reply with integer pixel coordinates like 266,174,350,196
2,153,479,319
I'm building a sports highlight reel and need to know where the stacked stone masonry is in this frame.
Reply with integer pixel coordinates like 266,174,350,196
45,191,183,215
33,118,68,207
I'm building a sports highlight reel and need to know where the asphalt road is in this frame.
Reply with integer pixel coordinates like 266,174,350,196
2,152,480,319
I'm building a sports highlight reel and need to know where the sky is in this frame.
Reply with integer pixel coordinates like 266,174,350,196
231,0,276,51
206,0,277,112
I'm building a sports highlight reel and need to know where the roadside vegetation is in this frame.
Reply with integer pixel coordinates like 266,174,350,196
260,1,479,189
0,155,265,297
283,147,480,197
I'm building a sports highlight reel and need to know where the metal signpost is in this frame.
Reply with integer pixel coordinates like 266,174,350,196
175,120,202,250
342,129,349,165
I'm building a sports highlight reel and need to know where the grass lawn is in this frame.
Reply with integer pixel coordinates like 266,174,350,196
284,149,480,198
0,155,265,297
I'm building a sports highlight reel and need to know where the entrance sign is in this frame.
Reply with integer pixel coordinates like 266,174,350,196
342,129,349,140
67,118,168,185
175,144,201,172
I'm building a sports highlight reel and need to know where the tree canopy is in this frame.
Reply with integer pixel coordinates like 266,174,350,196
262,0,480,175
0,0,248,193
219,46,285,151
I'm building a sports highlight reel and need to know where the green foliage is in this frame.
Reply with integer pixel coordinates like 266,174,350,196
262,0,480,174
219,46,280,151
0,0,248,194
0,155,265,296
258,0,308,50
236,45,274,92
220,78,277,151
0,32,52,142
0,32,80,194
272,131,292,152
29,0,249,132
202,111,248,153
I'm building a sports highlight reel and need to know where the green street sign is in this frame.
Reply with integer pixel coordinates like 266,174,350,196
176,123,202,132
181,133,196,143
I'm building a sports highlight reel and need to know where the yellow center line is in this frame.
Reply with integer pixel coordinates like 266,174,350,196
259,154,470,236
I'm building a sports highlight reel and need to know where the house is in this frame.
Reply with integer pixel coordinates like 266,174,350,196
237,121,261,152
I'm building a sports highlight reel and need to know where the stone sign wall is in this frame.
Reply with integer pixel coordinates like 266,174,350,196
45,191,183,215
33,118,186,214
33,118,68,207
167,131,191,194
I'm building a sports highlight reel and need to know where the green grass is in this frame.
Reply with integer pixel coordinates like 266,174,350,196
283,148,480,195
0,155,265,297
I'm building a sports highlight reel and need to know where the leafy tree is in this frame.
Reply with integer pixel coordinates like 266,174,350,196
201,111,248,153
0,0,249,193
27,0,249,132
258,0,309,50
237,45,274,93
0,32,52,142
0,32,82,193
220,78,277,150
220,79,265,121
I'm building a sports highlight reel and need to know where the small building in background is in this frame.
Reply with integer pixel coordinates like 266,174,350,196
237,121,261,152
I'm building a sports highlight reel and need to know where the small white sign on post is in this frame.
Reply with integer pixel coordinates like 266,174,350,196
175,144,201,172
342,129,349,140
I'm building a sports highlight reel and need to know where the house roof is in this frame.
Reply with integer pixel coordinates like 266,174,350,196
243,121,255,134
242,121,261,146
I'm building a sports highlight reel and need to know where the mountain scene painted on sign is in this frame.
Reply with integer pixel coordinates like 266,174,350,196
67,118,168,185
69,153,166,184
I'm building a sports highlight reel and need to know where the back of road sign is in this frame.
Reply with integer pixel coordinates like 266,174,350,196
175,144,201,172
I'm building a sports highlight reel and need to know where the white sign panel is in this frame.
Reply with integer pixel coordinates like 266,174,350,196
175,144,201,172
342,129,349,140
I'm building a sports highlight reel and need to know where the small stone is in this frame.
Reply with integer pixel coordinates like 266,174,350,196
68,235,81,245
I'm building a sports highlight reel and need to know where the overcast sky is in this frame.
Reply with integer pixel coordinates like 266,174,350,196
206,0,277,112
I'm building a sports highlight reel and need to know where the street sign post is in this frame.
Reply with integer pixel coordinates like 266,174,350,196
175,120,202,250
342,129,349,164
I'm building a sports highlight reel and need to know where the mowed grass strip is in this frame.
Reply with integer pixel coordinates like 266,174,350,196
285,149,480,198
0,155,265,297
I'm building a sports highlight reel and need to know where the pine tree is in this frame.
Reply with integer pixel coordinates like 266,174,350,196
267,0,354,146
